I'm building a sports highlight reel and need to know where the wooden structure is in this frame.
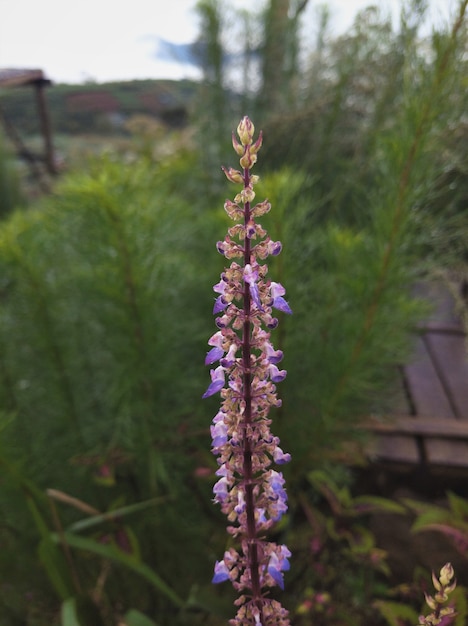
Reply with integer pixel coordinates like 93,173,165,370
368,280,468,471
0,68,56,183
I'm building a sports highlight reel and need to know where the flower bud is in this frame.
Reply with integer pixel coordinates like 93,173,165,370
237,116,255,146
240,148,257,170
232,132,245,156
439,562,454,587
222,166,244,184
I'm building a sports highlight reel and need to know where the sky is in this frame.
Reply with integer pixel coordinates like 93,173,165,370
0,0,457,85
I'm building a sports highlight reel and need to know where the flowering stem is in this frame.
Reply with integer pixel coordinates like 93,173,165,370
241,165,263,609
204,117,292,626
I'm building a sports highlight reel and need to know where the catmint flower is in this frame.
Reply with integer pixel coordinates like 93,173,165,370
203,117,292,626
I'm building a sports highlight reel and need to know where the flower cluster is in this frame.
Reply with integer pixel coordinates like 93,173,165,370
419,563,457,626
203,117,292,626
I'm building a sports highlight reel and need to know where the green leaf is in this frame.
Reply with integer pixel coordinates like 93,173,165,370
67,497,167,534
373,599,419,626
27,495,75,600
453,586,468,626
38,537,75,600
61,596,106,626
353,495,406,516
124,609,159,626
447,492,468,519
410,509,454,532
51,531,184,608
61,598,81,626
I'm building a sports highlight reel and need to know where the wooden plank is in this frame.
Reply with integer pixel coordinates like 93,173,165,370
425,333,468,419
389,368,412,415
413,281,462,331
368,415,468,439
368,434,420,464
404,336,455,419
425,439,468,467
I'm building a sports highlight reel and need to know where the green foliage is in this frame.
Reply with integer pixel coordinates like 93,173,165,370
253,167,428,464
0,130,24,216
289,468,404,624
373,599,420,626
0,152,225,622
405,492,468,558
124,609,159,626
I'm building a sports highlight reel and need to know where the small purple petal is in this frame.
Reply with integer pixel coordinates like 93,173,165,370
234,490,246,515
270,282,292,314
279,545,291,569
213,296,228,314
273,446,291,464
268,364,287,383
205,346,224,365
256,508,267,525
212,560,230,584
216,241,227,255
213,476,229,502
263,314,278,329
211,421,228,448
269,470,286,494
267,240,282,256
220,343,237,368
215,462,228,476
273,296,292,314
267,554,285,589
202,366,225,398
208,331,224,348
243,264,258,284
270,282,285,297
265,342,283,364
249,283,263,311
215,314,230,329
213,279,227,294
246,221,256,239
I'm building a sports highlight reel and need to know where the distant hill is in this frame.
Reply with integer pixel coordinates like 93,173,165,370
0,78,199,136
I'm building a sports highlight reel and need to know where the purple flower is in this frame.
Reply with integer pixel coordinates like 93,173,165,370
202,366,225,398
267,240,282,256
213,476,229,502
210,421,228,448
213,278,227,294
220,343,237,368
213,296,228,314
268,554,285,589
246,220,256,239
267,546,291,589
273,446,291,464
234,489,246,515
268,364,287,383
265,342,283,364
205,346,224,365
270,282,292,315
212,559,230,584
215,313,230,329
243,264,263,310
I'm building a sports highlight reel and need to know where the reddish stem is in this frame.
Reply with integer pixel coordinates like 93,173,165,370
241,164,263,612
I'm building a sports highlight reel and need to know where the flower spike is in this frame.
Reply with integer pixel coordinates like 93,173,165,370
203,118,291,626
